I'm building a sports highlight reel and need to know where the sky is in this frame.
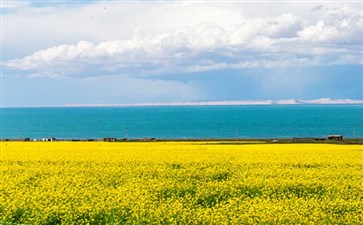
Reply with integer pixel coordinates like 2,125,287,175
1,0,362,107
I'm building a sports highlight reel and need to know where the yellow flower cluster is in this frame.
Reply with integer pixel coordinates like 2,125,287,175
1,142,362,224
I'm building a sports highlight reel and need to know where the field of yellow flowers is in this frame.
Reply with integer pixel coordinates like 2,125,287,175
1,141,362,224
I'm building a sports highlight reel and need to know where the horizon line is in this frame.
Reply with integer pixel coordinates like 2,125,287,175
1,98,363,108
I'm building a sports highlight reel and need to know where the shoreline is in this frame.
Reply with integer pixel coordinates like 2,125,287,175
2,138,363,144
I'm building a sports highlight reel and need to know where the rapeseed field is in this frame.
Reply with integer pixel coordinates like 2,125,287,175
1,142,362,224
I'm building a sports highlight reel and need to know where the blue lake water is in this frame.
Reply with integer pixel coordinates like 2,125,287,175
1,105,362,139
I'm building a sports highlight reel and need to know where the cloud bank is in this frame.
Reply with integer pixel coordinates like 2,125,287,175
5,3,363,78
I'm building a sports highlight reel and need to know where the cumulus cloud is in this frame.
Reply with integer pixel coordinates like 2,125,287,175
4,3,363,78
298,9,363,45
259,13,303,38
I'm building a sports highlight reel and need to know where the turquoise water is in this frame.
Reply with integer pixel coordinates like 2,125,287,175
1,105,362,139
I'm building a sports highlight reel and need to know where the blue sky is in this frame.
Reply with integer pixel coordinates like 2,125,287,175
1,0,362,107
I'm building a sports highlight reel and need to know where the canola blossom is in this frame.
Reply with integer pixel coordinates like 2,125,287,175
1,142,362,224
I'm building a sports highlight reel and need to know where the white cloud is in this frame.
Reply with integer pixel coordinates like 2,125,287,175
298,9,363,44
259,13,303,38
2,1,243,57
4,2,363,78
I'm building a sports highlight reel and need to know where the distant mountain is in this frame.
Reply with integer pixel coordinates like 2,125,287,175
61,98,363,107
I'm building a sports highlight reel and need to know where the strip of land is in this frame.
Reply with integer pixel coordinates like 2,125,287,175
2,138,363,144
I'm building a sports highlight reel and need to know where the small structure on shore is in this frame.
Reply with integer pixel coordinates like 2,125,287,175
103,137,117,142
42,137,56,142
140,138,156,141
327,135,343,141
